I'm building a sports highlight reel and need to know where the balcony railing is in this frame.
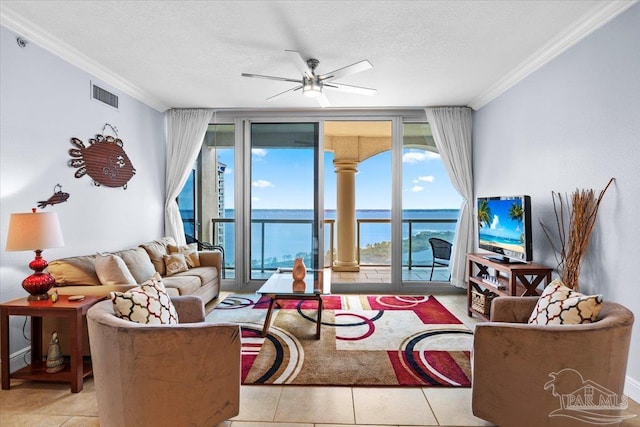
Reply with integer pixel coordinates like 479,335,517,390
207,216,456,274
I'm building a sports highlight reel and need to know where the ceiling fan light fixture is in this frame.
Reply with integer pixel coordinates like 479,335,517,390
303,79,322,98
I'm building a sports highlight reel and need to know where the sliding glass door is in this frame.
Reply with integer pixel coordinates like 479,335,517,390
401,123,461,284
248,123,320,281
324,121,392,287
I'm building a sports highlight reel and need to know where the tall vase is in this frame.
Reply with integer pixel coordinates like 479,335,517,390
292,257,306,281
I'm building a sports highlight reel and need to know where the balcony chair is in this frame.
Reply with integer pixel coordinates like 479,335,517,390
87,296,240,427
472,296,634,427
186,234,226,278
428,237,452,280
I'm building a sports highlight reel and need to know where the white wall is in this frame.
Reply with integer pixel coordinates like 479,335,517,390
0,25,166,355
473,4,640,399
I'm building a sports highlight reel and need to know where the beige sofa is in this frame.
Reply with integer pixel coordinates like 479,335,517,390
472,296,634,427
87,296,240,427
47,237,222,302
44,237,223,353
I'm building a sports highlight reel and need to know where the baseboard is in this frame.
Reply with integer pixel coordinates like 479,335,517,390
626,375,640,403
0,346,30,374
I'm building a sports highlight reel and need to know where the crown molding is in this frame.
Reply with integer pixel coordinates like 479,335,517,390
0,8,169,112
469,0,638,111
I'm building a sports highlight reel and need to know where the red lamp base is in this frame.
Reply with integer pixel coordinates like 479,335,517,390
22,250,56,301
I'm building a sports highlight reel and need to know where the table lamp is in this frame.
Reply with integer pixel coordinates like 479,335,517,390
5,208,65,300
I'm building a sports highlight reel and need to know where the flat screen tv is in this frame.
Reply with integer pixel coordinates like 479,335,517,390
477,195,532,263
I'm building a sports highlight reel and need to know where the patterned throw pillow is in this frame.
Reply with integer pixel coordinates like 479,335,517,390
528,279,603,325
110,275,179,324
163,253,189,276
167,244,201,268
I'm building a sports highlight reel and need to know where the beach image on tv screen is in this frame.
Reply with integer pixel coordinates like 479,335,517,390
477,198,525,254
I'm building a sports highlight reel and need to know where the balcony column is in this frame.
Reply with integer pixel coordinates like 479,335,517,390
333,160,360,272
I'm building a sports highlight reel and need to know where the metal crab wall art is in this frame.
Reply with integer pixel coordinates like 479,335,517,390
68,134,136,189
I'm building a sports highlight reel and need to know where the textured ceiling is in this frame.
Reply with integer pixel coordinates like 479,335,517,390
1,1,634,112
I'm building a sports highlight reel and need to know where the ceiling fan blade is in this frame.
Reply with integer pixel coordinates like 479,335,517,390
318,60,373,82
317,93,331,108
266,85,303,101
241,73,302,84
285,50,314,79
324,82,376,96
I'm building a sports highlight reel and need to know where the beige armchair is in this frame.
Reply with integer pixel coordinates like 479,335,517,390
87,296,240,427
472,296,634,427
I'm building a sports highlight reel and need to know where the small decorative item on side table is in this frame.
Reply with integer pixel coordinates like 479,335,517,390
46,332,65,373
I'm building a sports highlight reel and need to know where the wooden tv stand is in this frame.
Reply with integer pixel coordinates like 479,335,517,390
466,253,552,320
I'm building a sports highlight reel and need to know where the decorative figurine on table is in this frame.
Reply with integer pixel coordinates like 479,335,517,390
292,257,306,281
46,332,65,373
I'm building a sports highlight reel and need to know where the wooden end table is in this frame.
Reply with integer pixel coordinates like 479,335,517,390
1,295,103,393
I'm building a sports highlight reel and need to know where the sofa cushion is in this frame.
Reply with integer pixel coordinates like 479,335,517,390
528,279,603,325
110,274,179,324
47,255,100,286
95,253,137,286
116,247,157,283
164,253,189,276
178,266,218,287
139,237,176,276
161,274,201,296
168,244,201,268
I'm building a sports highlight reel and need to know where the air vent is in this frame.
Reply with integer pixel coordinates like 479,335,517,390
91,82,118,109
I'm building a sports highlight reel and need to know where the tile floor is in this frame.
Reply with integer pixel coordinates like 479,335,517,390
1,294,638,427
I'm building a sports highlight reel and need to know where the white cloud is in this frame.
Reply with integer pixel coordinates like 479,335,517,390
414,175,435,183
252,148,267,157
402,150,440,163
490,214,499,230
410,185,424,192
224,167,233,175
252,179,273,188
252,196,260,202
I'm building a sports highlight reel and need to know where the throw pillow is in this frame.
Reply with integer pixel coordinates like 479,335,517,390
94,253,137,286
116,247,157,283
163,253,189,276
47,255,101,286
110,275,179,324
139,239,170,276
528,279,603,325
167,244,201,268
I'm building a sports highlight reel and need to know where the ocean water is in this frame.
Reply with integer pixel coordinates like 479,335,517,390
183,209,458,268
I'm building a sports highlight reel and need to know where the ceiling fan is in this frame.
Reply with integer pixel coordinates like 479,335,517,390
241,50,375,107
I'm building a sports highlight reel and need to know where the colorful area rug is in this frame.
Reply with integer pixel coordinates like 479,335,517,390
206,294,473,387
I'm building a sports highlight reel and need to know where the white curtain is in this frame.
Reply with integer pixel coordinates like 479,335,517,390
165,109,213,245
425,107,473,288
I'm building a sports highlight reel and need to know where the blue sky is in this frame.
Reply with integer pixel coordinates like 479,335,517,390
215,147,461,210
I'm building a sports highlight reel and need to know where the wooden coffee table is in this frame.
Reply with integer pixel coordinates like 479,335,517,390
257,268,331,339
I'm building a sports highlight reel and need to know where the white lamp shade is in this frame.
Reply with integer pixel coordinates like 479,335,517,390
5,211,65,251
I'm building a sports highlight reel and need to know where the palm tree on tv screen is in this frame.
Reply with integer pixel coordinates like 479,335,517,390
478,200,491,228
508,202,523,222
508,202,525,243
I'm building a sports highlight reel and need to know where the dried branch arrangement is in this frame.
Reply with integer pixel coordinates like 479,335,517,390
540,178,614,291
